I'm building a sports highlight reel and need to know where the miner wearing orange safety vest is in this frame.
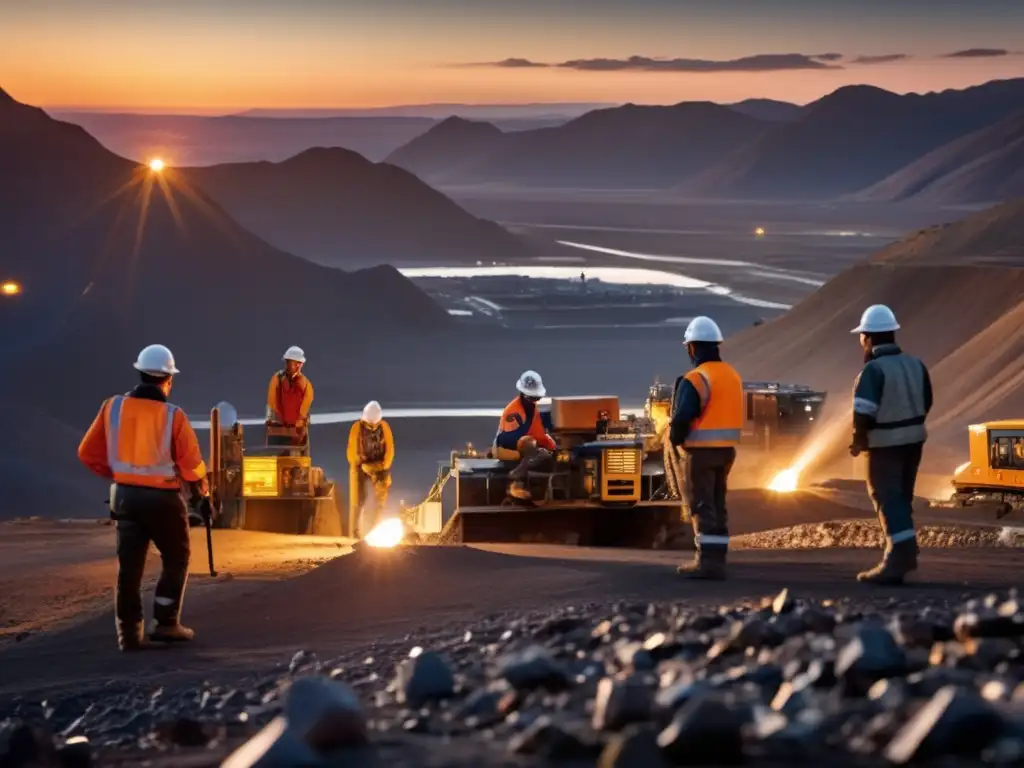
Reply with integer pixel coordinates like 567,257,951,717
77,344,211,651
493,370,556,500
667,317,743,580
266,346,314,445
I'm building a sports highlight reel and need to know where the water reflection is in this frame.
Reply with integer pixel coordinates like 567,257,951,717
400,264,792,310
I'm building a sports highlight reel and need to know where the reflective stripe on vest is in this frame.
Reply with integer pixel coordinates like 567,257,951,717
105,396,178,483
865,353,928,448
683,363,743,447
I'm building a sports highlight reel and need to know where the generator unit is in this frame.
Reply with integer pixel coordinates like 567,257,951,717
207,402,343,536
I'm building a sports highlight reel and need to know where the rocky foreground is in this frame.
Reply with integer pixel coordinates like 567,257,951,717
2,587,1024,767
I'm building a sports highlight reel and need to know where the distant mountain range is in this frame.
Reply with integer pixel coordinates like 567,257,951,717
0,86,469,420
47,80,1024,201
385,78,1024,202
852,110,1024,205
387,103,767,188
182,147,529,267
230,102,617,119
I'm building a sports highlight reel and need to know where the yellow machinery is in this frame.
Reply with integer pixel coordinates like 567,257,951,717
951,420,1024,518
419,395,688,548
207,402,343,536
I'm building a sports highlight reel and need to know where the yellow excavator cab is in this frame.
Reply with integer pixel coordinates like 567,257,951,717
951,419,1024,518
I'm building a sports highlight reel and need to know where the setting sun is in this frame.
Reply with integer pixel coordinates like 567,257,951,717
1,280,22,296
148,158,165,172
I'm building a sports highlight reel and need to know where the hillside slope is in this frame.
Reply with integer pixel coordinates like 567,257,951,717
184,146,528,267
680,78,1024,200
724,199,1024,470
385,102,768,188
0,87,450,421
853,110,1024,204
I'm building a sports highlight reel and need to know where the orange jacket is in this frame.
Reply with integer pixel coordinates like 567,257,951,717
680,361,743,448
78,388,208,492
266,371,314,425
494,395,556,452
347,420,395,471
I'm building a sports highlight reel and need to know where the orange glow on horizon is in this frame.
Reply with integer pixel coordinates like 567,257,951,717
1,280,23,296
5,58,1023,114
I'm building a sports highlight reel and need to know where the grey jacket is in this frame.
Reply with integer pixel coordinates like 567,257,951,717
852,343,932,449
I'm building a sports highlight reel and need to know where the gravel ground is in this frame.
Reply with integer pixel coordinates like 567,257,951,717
3,583,1024,767
733,520,1024,550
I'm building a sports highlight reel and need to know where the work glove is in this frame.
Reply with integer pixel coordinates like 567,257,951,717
197,496,215,523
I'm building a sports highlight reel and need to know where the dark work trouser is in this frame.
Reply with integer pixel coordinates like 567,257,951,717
679,447,736,553
112,484,191,629
866,442,923,548
509,447,554,482
349,465,392,536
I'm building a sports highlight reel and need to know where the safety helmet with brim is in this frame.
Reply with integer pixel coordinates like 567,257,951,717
133,344,179,376
682,316,724,344
851,304,900,334
283,345,306,364
516,370,546,399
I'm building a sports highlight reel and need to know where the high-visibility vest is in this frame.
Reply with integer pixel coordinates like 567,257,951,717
682,361,743,448
270,372,308,425
104,395,181,489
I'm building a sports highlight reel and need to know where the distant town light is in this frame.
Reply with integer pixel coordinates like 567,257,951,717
149,158,165,172
1,280,22,296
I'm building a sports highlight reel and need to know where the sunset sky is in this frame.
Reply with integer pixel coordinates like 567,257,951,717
3,0,1024,113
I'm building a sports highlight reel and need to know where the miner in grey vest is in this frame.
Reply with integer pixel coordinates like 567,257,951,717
850,304,933,585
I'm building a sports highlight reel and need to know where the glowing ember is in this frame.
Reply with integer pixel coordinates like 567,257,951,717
364,517,404,548
768,468,799,492
149,158,165,172
1,280,21,296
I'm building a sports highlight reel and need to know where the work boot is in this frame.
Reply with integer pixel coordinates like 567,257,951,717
117,620,146,652
677,546,726,580
149,622,196,643
857,538,918,585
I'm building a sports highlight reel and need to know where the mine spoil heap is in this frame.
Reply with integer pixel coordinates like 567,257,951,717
3,588,1024,766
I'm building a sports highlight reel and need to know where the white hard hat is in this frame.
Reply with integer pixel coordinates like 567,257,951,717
362,400,382,425
516,370,546,398
133,344,179,376
283,345,306,364
682,316,724,344
851,304,900,334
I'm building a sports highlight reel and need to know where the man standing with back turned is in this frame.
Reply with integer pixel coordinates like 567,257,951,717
78,344,212,651
669,316,744,580
850,304,932,585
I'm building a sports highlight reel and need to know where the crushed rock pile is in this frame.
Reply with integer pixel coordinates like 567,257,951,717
3,589,1024,767
732,520,1024,551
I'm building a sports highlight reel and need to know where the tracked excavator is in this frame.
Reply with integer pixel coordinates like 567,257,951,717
950,420,1024,519
399,378,827,549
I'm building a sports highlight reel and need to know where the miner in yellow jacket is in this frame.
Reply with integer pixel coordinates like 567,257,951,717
347,401,395,537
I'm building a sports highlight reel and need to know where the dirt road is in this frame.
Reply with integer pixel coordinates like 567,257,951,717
0,519,353,644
